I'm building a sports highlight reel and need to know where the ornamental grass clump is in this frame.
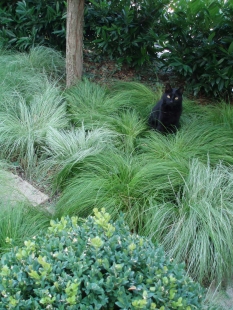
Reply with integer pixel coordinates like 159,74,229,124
0,209,204,309
0,203,51,254
55,149,187,219
139,117,233,165
0,47,64,105
0,85,68,175
108,109,148,153
41,125,117,189
66,79,120,129
205,101,233,130
28,46,65,79
109,81,161,118
143,159,233,284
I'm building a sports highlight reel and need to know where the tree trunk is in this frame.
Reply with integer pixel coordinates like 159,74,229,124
66,0,84,88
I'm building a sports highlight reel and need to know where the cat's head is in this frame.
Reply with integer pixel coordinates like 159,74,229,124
162,83,184,105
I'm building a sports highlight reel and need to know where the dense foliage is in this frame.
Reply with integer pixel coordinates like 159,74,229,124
160,0,233,97
0,0,66,50
85,0,168,66
0,0,233,96
0,209,204,309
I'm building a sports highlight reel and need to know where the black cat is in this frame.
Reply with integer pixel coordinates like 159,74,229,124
148,84,184,134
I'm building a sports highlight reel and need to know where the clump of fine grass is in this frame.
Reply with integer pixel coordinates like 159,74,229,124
55,148,188,221
182,98,209,118
139,116,233,165
55,149,143,218
109,81,161,118
108,109,148,153
66,80,161,130
41,125,117,189
28,46,65,79
205,101,233,130
0,84,68,176
66,79,120,129
0,47,64,105
0,203,51,253
142,158,233,285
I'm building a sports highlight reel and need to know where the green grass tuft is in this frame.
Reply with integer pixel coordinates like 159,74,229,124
139,116,233,165
41,125,117,189
55,148,188,221
108,109,148,153
0,85,68,175
109,81,161,118
66,79,118,129
0,203,51,253
142,159,233,284
206,101,233,130
28,46,65,79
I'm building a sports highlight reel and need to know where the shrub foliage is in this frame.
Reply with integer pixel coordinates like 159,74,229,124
160,0,233,97
85,0,168,66
0,209,204,309
0,0,66,50
1,0,233,96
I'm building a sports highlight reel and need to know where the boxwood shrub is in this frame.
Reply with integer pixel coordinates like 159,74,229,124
0,209,204,309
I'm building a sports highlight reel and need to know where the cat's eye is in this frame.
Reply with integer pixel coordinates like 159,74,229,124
167,95,170,98
175,97,178,100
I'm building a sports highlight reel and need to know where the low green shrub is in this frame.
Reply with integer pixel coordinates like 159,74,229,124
0,208,204,309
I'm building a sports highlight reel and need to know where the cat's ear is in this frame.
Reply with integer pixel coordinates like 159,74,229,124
176,86,184,95
165,83,172,93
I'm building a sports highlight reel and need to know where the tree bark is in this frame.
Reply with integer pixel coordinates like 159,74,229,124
66,0,84,88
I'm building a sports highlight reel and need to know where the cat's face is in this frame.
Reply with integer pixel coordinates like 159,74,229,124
162,84,184,106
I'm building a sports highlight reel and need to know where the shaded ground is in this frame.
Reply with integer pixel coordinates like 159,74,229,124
83,49,179,89
83,50,231,105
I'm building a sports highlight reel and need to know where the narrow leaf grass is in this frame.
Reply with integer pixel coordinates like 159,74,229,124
55,149,188,220
142,159,233,284
0,47,65,105
0,85,68,175
108,109,148,153
109,81,161,117
66,79,119,128
2,48,233,288
206,101,233,129
0,203,51,253
28,46,65,79
139,116,233,165
41,125,117,189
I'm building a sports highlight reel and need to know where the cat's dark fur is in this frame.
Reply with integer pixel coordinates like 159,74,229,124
148,83,184,133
